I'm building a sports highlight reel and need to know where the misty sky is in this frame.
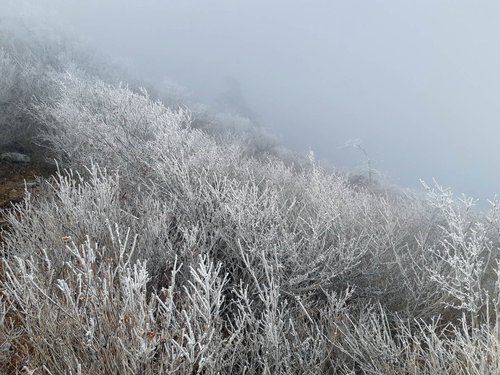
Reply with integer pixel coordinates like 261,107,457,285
12,0,500,201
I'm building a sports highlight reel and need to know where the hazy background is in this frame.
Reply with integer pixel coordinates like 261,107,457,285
8,0,500,201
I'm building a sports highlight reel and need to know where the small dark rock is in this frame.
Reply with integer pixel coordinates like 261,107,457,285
0,152,31,164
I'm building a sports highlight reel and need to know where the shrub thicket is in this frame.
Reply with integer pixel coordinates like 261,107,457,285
1,17,499,375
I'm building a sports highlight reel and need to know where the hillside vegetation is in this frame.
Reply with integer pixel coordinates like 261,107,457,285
0,19,499,375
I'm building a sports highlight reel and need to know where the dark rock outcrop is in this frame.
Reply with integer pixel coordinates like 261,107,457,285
0,152,31,164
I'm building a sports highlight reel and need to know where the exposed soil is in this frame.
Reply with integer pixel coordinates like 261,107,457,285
0,162,54,267
0,160,55,257
0,161,56,374
0,161,55,197
0,162,53,232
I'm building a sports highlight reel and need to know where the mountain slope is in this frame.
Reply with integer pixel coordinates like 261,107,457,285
0,17,499,375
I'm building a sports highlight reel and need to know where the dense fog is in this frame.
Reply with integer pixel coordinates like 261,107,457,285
7,0,500,201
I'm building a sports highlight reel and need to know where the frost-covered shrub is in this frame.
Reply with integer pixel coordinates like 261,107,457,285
0,14,120,163
190,109,280,157
1,20,499,373
0,163,350,373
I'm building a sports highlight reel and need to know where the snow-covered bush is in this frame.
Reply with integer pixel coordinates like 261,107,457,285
0,13,119,164
1,17,499,374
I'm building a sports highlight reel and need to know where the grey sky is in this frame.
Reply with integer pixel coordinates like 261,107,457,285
12,0,500,200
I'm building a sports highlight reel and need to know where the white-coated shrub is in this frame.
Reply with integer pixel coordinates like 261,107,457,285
1,20,499,375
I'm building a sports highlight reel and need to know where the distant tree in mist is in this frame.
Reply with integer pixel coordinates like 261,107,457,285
217,76,258,121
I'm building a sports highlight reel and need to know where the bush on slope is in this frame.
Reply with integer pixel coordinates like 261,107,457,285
0,67,499,374
0,13,123,165
0,14,498,373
